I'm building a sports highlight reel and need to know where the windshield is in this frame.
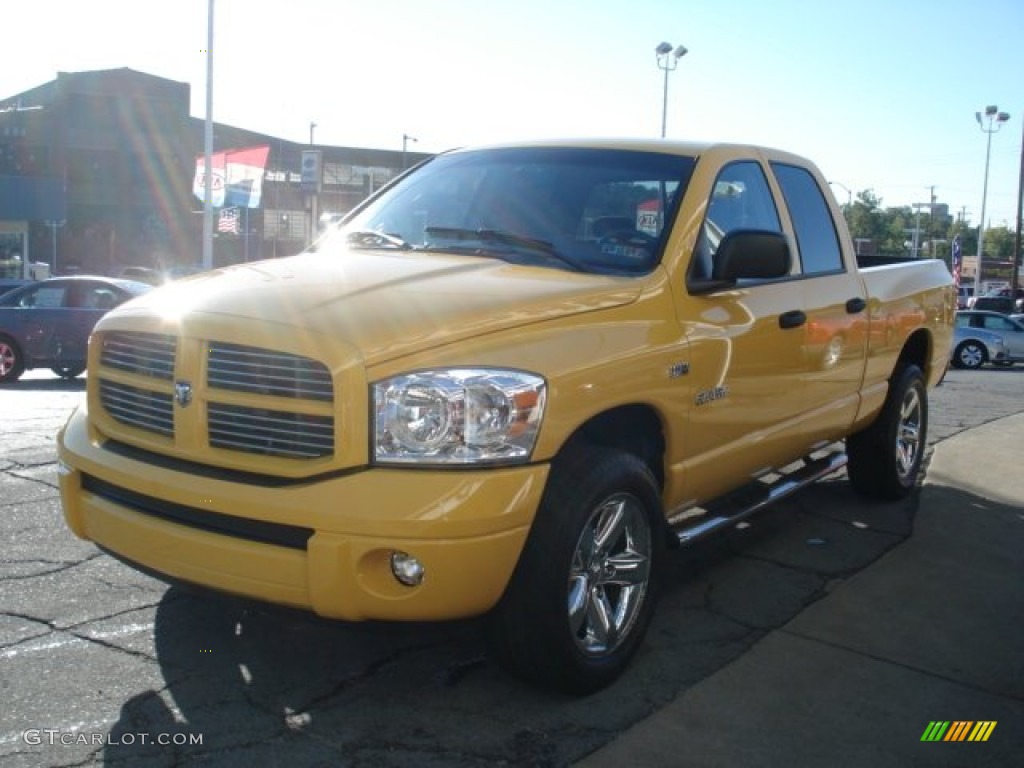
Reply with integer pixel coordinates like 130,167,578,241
319,146,696,276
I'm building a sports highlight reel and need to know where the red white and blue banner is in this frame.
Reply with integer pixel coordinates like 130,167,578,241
193,145,271,209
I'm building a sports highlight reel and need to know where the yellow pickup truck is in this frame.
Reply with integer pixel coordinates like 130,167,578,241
57,140,954,693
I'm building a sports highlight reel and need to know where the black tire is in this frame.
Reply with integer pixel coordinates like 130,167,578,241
951,340,986,369
0,335,25,383
846,364,928,500
487,444,664,694
51,364,86,379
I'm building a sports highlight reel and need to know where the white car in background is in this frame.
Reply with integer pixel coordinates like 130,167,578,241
951,310,1024,369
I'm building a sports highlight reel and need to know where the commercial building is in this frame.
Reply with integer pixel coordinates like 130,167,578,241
0,68,431,279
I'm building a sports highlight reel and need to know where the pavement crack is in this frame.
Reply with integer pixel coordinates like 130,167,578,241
780,628,1024,704
1,552,104,580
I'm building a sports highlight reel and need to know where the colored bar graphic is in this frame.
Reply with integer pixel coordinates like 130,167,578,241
945,721,972,741
921,720,996,742
968,722,997,742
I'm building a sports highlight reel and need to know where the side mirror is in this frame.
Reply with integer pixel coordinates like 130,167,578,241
689,229,791,295
713,230,791,280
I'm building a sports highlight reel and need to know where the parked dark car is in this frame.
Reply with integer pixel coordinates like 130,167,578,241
0,276,151,382
0,278,31,297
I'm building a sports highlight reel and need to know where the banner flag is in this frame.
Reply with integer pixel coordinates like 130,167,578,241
193,145,271,208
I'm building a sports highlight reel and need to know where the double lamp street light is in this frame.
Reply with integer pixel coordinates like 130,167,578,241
973,105,1010,297
656,42,687,138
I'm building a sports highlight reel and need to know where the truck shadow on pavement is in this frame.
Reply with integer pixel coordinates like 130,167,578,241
101,475,1009,766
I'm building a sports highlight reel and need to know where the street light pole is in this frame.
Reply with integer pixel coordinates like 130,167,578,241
202,0,215,271
655,42,688,138
402,133,418,170
973,105,1010,297
828,180,853,208
1012,113,1024,302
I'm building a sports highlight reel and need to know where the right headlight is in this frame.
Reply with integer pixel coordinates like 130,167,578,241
372,368,547,465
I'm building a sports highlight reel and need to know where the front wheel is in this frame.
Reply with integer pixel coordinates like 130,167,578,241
487,444,664,694
0,336,25,383
846,364,927,500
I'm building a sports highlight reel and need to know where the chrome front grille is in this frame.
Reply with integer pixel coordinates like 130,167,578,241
207,342,333,401
208,403,334,458
96,331,336,462
99,380,175,436
100,332,176,379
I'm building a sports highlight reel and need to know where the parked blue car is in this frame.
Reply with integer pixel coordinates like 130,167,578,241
0,276,151,382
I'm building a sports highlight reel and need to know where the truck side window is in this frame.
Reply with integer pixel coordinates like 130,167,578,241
692,161,781,280
771,163,844,275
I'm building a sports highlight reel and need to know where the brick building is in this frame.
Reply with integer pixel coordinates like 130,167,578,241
0,68,431,279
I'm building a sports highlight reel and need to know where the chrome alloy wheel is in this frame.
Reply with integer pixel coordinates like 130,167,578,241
895,385,923,483
568,492,652,656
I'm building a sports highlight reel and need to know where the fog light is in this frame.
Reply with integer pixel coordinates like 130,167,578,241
390,551,425,587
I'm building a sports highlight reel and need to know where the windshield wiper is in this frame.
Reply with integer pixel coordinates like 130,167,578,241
424,227,584,272
345,230,412,250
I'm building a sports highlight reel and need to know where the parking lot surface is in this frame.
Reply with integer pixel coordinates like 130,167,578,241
1,367,1022,766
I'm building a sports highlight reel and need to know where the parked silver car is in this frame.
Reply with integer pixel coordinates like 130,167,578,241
951,310,1024,369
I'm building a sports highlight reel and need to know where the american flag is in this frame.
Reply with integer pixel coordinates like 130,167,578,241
218,206,240,234
951,234,961,288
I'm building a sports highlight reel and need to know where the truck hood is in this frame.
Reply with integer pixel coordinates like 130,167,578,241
117,251,642,365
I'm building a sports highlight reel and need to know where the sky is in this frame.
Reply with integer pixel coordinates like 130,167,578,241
4,0,1023,228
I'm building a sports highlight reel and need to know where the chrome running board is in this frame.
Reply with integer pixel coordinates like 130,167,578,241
673,450,848,546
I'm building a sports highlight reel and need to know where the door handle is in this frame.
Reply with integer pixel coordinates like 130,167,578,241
778,310,806,329
846,297,867,314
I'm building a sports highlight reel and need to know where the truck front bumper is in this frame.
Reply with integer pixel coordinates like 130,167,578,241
57,407,548,621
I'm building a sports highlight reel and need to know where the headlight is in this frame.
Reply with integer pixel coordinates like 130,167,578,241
373,369,546,465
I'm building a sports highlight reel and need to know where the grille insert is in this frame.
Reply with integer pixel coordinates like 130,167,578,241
101,332,176,379
208,403,334,458
99,381,174,436
207,343,333,401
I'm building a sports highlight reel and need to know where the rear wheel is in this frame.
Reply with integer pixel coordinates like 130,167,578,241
51,364,86,379
0,336,25,383
951,341,986,369
846,364,927,500
487,444,664,694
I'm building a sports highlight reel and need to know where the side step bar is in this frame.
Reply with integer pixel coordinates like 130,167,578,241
673,450,848,546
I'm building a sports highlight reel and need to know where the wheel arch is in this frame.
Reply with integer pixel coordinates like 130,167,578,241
897,328,932,380
558,403,667,492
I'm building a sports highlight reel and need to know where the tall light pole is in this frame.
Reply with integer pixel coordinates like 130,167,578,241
973,105,1010,297
202,0,215,270
655,42,687,138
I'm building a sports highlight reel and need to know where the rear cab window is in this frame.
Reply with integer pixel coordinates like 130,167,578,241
771,163,844,275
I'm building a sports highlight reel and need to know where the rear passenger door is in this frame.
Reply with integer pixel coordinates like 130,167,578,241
770,161,867,441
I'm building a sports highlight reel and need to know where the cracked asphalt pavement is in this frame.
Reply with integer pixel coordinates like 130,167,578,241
2,366,1022,767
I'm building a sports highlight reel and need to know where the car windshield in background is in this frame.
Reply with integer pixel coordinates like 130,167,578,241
319,147,696,276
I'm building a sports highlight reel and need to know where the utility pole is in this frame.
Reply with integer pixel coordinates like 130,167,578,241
1012,112,1023,296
